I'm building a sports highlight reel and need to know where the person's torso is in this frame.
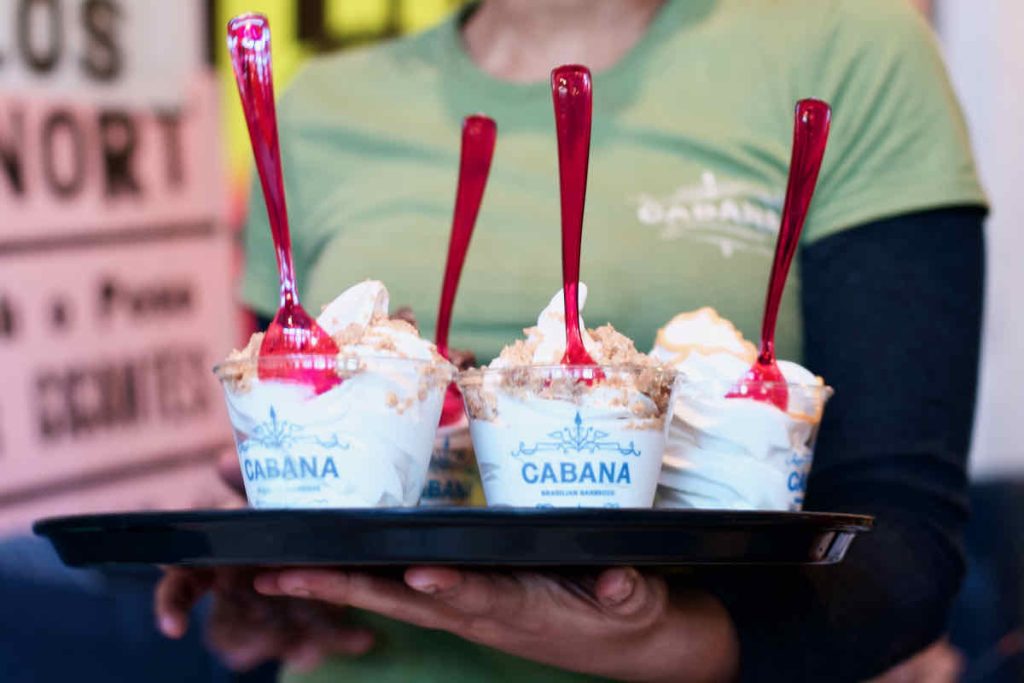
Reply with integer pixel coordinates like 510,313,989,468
279,0,814,365
268,1,980,681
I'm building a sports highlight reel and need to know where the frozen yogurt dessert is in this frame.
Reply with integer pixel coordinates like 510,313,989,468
652,308,831,511
458,285,677,508
215,281,453,508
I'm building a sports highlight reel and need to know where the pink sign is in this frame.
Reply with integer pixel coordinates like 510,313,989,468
0,2,237,533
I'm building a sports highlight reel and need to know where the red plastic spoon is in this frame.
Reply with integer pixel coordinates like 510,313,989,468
551,65,602,378
727,99,832,410
227,14,339,394
436,115,497,426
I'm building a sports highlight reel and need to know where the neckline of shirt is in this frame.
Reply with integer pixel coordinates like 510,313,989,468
434,0,701,108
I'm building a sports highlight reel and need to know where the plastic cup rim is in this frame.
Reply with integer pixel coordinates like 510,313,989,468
456,363,679,381
213,353,455,380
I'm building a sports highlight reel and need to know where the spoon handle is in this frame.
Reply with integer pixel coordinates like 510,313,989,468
758,99,831,363
227,14,298,307
435,115,498,360
551,65,593,357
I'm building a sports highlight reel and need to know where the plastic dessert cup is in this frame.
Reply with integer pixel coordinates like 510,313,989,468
657,380,833,511
421,418,483,507
458,365,678,508
215,354,452,508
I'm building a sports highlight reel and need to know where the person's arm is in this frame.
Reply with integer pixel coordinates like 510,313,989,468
710,205,985,681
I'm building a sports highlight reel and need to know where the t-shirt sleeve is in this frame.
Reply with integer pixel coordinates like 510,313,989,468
802,0,987,243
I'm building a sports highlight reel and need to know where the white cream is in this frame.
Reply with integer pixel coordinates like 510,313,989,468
652,309,828,511
219,281,449,509
650,307,754,366
317,279,390,333
463,285,675,509
490,285,601,368
317,280,435,362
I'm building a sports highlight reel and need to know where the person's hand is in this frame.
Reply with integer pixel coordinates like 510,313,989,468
252,566,739,682
867,639,964,683
216,448,246,498
155,567,374,673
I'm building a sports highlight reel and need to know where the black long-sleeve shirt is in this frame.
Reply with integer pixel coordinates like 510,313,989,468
709,206,985,682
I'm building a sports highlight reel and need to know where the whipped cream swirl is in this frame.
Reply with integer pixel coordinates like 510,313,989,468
490,284,653,369
653,308,828,511
217,281,451,508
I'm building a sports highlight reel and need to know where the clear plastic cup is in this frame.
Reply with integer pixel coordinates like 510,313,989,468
214,354,453,509
656,380,833,511
420,414,483,507
457,365,678,508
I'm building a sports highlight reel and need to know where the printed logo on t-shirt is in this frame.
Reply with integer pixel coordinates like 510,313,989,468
635,172,782,257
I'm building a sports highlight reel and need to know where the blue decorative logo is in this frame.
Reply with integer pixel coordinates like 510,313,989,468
786,451,812,496
239,407,350,454
512,412,640,458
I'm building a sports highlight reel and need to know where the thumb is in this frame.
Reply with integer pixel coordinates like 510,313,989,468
594,568,650,616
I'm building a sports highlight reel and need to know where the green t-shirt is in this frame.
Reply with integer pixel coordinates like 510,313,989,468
239,0,985,680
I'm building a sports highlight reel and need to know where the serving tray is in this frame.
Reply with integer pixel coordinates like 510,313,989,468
34,508,872,568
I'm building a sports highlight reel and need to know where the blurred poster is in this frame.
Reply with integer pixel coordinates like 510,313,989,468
0,0,235,532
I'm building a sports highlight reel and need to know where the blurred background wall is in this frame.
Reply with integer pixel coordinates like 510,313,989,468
935,0,1024,481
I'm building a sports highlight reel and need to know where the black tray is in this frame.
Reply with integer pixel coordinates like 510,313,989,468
34,508,872,568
